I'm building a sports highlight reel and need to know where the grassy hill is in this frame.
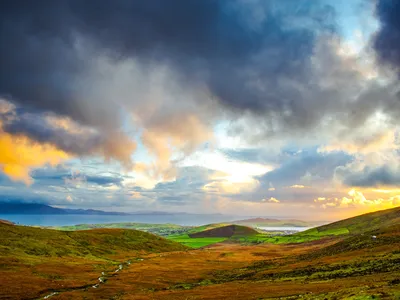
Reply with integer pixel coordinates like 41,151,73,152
187,223,231,234
302,223,400,260
310,205,400,235
167,224,261,248
0,222,187,259
0,222,188,299
263,206,400,244
189,224,258,238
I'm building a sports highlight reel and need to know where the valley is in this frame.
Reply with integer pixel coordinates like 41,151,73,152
0,206,399,299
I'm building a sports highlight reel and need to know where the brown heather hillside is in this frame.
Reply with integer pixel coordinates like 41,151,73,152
0,222,187,299
0,222,187,258
48,223,400,300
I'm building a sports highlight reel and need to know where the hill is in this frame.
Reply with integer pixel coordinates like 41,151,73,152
302,223,400,259
312,205,400,234
0,222,187,258
36,212,400,300
0,222,187,299
1,209,400,299
297,205,400,238
261,205,400,244
188,224,258,238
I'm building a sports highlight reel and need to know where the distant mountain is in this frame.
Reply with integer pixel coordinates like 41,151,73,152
0,202,129,215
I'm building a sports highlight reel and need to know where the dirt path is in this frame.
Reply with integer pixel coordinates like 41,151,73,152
36,258,141,300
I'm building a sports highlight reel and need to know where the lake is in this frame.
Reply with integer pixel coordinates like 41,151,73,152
0,214,244,227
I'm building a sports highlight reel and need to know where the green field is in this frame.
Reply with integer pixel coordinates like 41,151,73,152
167,234,228,248
50,222,192,237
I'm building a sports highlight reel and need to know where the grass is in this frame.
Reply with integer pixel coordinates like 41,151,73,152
189,224,258,238
0,223,187,259
53,222,400,299
0,222,188,299
187,223,231,234
307,206,400,236
50,222,192,237
2,206,400,299
167,225,260,248
167,234,227,248
247,206,400,245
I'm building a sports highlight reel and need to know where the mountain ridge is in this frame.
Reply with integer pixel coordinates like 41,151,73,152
0,202,129,215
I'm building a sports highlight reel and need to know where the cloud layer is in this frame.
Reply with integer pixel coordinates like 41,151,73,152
1,0,400,217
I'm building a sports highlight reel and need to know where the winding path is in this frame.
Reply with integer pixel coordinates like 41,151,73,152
37,258,139,300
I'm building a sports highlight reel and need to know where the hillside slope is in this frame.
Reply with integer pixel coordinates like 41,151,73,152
298,206,400,239
0,222,187,299
0,222,187,258
189,224,258,238
51,219,400,300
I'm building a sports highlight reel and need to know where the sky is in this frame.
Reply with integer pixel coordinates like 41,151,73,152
1,0,400,220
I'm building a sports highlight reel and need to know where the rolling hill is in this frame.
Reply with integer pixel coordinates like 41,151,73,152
0,222,187,258
188,224,258,238
311,205,400,234
297,205,400,238
38,208,399,300
1,207,400,299
0,222,188,299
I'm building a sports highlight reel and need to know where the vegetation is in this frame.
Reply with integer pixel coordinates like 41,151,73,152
167,234,228,248
188,224,258,238
260,206,400,245
0,222,187,299
0,222,187,259
308,205,400,235
50,222,192,237
43,219,400,300
166,225,261,248
1,206,400,299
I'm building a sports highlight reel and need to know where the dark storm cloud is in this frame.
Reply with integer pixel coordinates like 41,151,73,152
0,0,335,130
0,0,118,130
1,109,102,155
339,165,400,187
374,0,400,73
4,0,398,154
